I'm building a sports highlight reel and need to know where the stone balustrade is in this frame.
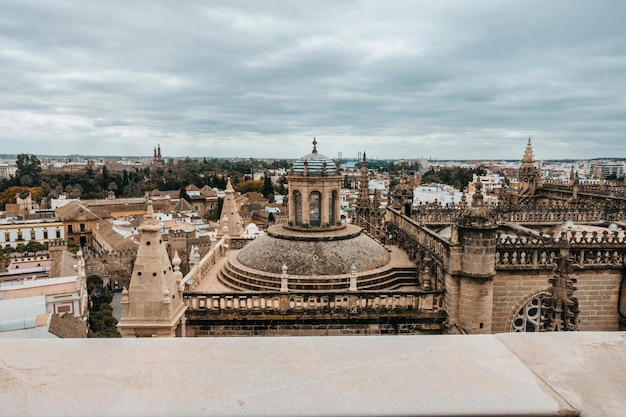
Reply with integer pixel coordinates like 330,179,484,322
412,205,625,224
496,247,625,269
387,208,450,264
498,229,626,246
183,290,443,315
390,206,626,273
180,236,230,291
496,229,626,269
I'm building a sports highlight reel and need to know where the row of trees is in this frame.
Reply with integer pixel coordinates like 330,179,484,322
422,167,486,191
87,275,120,338
1,154,488,209
0,154,292,209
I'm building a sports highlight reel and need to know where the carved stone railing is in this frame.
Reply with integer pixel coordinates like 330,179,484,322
496,230,626,270
180,237,228,291
541,182,626,200
499,210,625,223
498,230,626,246
181,236,255,291
413,207,463,224
387,208,451,264
412,203,626,224
183,290,444,316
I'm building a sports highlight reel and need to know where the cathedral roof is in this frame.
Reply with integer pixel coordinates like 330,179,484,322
291,138,339,176
236,224,390,276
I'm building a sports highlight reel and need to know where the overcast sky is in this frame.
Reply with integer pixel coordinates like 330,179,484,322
1,1,625,160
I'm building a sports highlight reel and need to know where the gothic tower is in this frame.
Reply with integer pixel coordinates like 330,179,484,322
448,181,497,334
517,138,540,198
118,201,186,337
355,151,373,233
151,144,164,168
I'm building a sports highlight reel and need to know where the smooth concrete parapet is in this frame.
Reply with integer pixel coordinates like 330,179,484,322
1,332,624,416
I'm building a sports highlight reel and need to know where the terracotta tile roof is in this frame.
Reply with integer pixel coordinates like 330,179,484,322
49,250,78,278
149,189,180,199
48,313,87,338
83,200,172,215
171,198,194,212
200,186,217,198
55,201,100,221
91,208,113,219
94,220,139,253
235,192,269,205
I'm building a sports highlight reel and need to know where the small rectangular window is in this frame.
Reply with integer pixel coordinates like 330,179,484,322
16,231,23,241
43,230,48,239
30,230,36,240
4,232,9,241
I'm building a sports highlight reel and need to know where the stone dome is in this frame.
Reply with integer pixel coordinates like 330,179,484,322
236,224,390,276
291,138,339,176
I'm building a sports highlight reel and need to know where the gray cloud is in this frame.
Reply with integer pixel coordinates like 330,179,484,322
1,0,625,160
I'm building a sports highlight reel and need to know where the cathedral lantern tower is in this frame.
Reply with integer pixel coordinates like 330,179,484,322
287,138,342,228
118,201,186,337
219,138,395,291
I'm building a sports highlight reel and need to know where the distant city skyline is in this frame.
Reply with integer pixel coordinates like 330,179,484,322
2,1,626,160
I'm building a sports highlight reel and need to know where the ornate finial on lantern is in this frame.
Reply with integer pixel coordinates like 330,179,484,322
312,137,318,154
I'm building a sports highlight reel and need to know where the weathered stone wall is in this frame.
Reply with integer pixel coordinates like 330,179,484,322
575,271,622,331
492,270,551,333
492,269,623,333
165,231,213,274
84,251,135,288
459,229,496,276
459,277,493,334
444,272,460,328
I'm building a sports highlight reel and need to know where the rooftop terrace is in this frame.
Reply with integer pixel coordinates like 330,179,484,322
1,332,624,416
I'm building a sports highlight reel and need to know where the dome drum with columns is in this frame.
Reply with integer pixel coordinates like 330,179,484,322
287,138,343,230
217,139,417,292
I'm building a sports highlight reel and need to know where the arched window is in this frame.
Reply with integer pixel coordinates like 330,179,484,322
329,190,337,225
293,191,302,225
309,191,321,227
511,294,548,332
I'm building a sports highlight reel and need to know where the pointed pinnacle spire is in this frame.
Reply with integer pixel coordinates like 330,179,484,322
522,137,535,164
225,177,234,192
473,178,484,207
312,137,318,154
146,199,155,217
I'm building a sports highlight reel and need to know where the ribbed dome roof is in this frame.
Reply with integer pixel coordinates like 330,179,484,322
291,138,339,175
236,224,390,275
